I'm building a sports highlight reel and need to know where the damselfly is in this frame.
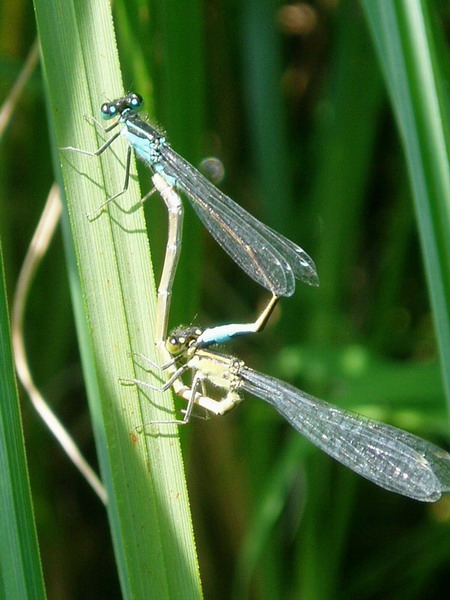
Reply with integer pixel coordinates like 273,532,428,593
61,93,319,346
123,325,450,503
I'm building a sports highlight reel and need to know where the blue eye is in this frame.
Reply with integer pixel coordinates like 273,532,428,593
100,103,117,120
127,93,144,111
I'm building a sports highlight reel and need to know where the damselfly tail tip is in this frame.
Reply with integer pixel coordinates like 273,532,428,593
85,207,103,221
135,423,161,436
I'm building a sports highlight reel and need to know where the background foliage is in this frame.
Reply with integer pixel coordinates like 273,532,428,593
1,0,450,598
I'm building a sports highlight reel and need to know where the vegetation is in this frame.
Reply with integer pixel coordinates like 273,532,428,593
1,0,450,598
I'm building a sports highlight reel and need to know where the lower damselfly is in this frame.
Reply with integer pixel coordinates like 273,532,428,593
122,325,450,503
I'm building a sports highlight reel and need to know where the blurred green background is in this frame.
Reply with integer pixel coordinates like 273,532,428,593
2,0,450,598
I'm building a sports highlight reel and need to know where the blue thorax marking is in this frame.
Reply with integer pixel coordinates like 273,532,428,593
120,116,177,187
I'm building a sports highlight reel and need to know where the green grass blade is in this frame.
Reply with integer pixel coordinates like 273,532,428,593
239,0,292,231
308,3,384,342
0,240,46,599
32,0,202,597
362,0,450,408
147,0,206,328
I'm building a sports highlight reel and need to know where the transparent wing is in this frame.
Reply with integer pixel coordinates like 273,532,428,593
240,367,450,502
158,145,319,296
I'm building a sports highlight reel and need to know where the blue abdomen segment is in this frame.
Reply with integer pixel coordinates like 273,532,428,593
197,323,257,347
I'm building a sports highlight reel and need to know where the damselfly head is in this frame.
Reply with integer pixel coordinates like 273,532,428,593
166,327,202,355
100,93,144,120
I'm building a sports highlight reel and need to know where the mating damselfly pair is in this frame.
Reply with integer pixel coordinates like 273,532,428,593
63,93,450,503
